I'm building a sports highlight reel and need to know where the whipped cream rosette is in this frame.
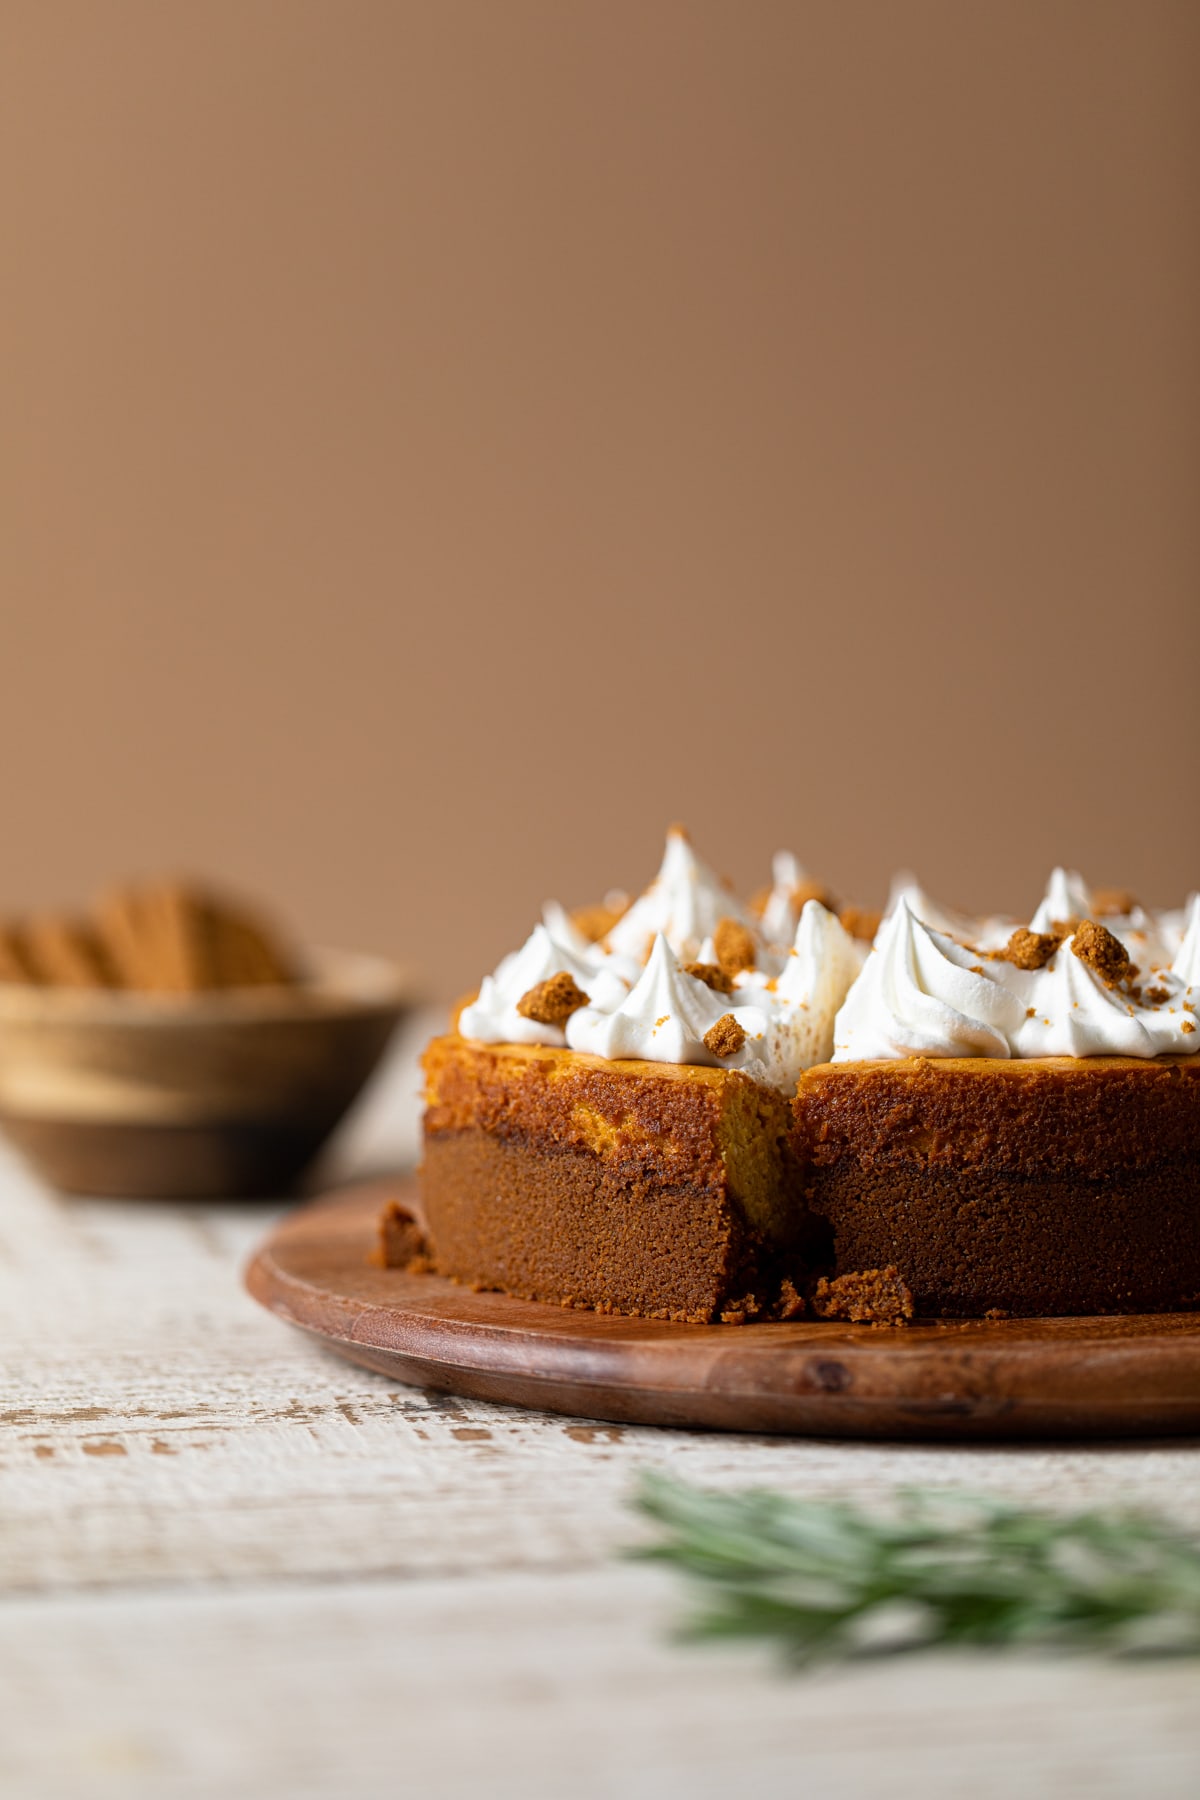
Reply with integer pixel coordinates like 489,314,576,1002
831,893,1199,1062
566,934,771,1077
884,874,1014,953
1006,933,1194,1058
604,828,750,966
832,900,1025,1061
458,923,632,1047
456,830,862,1088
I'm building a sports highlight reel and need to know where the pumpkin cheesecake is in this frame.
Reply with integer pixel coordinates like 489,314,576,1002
384,843,1200,1323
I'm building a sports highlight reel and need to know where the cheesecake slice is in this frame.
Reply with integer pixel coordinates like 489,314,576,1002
414,1033,815,1323
793,1055,1200,1316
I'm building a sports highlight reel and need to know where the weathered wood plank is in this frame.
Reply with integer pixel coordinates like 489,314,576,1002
3,1568,1199,1800
2,1018,1199,1797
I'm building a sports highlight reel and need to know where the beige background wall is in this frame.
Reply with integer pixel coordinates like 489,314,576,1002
1,1,1197,999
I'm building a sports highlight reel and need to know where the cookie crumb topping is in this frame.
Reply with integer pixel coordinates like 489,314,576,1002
570,901,626,944
713,917,756,975
682,961,735,995
1071,918,1132,988
838,904,881,942
991,927,1063,971
703,1013,746,1058
1092,887,1139,917
516,972,590,1025
811,1266,914,1326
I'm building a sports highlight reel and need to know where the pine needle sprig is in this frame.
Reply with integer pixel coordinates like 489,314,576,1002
629,1473,1200,1664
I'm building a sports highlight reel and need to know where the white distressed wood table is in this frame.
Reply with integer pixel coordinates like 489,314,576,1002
3,1014,1199,1800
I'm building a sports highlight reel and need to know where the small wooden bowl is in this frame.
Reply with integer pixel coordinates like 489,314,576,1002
0,950,411,1198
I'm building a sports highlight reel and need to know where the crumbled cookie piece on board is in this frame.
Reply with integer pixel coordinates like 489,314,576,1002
374,1200,434,1273
811,1266,914,1326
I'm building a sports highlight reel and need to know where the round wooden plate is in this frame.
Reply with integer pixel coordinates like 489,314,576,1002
245,1178,1200,1440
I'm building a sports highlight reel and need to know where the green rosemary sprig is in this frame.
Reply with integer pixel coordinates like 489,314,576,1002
630,1473,1200,1663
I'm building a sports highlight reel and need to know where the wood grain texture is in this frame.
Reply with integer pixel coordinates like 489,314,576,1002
3,1016,1200,1798
247,1178,1200,1441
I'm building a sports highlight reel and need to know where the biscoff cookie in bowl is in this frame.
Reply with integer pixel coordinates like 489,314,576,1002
0,876,409,1197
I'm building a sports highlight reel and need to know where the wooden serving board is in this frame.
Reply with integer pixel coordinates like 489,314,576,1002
246,1178,1200,1440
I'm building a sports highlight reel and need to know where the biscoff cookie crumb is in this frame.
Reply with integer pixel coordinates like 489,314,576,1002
753,878,836,917
719,1292,761,1326
1092,887,1139,917
682,961,735,995
774,1277,807,1321
1071,918,1131,988
570,901,627,943
991,927,1062,972
791,878,836,912
811,1266,913,1326
703,1013,746,1058
838,904,882,942
713,916,756,975
1145,986,1170,1006
373,1200,433,1272
516,972,590,1025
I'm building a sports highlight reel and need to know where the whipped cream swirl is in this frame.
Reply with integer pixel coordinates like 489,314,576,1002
1008,933,1195,1058
458,924,631,1048
1029,867,1092,935
1025,867,1186,974
1172,894,1200,990
743,901,864,1082
457,826,864,1088
833,898,1199,1061
833,901,1025,1060
605,828,748,965
895,866,1184,974
566,935,771,1077
456,833,1200,1078
1157,899,1197,963
758,851,809,945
